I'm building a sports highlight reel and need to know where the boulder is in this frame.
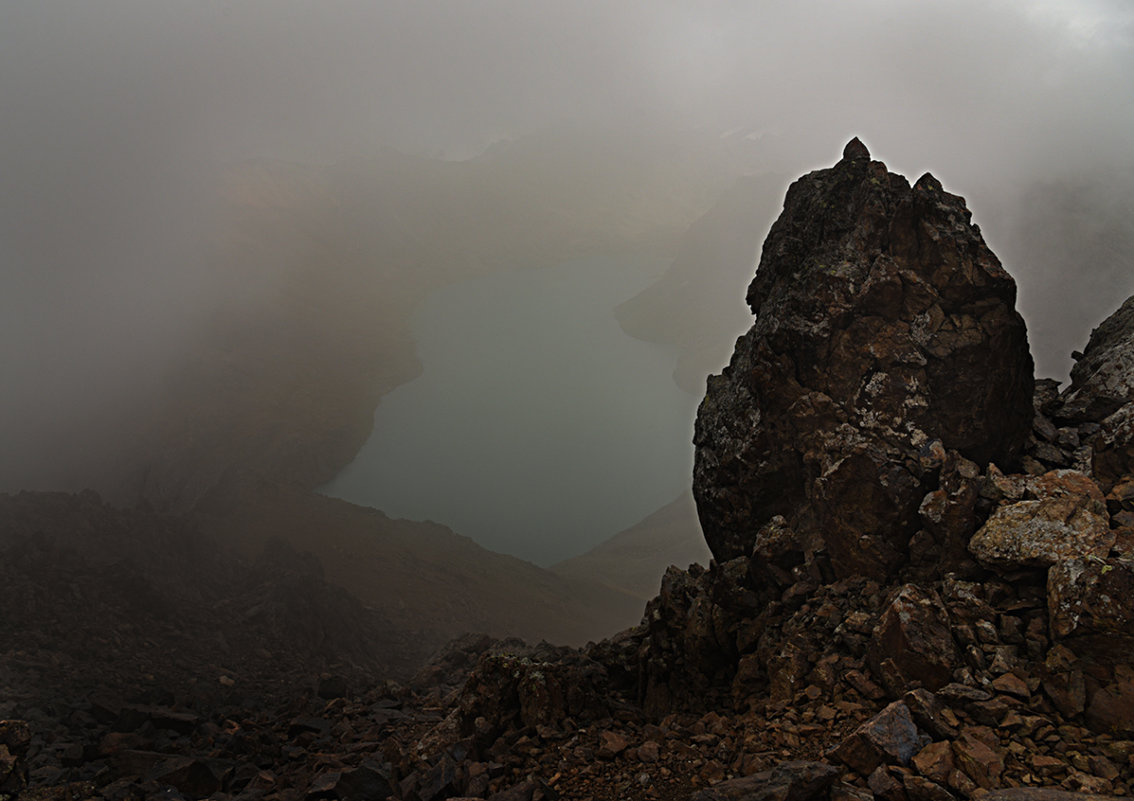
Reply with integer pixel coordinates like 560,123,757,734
969,470,1112,571
829,700,922,774
1047,557,1134,662
869,584,960,693
950,729,1004,789
306,765,395,801
912,741,955,784
1084,668,1134,736
691,760,841,801
694,139,1033,580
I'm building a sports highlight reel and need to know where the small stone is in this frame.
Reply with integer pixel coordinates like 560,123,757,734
700,759,727,784
597,730,629,760
867,765,905,801
845,670,887,701
638,740,660,763
991,673,1030,699
913,741,955,784
951,730,1005,789
947,767,977,797
902,774,958,801
1030,754,1067,776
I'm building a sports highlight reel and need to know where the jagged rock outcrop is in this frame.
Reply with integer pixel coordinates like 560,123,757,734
1053,294,1134,489
694,138,1034,578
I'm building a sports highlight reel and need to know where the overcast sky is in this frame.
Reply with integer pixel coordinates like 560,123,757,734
2,0,1133,500
3,1,1131,166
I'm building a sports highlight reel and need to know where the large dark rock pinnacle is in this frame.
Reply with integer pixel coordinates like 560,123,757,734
693,141,1034,579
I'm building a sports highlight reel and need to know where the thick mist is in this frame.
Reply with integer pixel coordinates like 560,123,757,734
2,1,1133,561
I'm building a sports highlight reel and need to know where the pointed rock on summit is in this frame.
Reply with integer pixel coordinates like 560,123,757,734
843,136,870,160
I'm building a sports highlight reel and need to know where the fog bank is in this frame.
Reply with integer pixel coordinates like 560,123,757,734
2,0,1132,520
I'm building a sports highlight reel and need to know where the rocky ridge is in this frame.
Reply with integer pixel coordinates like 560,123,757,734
7,141,1134,801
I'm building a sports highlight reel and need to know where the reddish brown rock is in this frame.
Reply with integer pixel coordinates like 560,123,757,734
1085,670,1134,736
969,471,1112,571
830,700,922,775
902,690,956,740
950,729,1004,789
990,672,1030,699
902,774,957,801
0,722,30,758
0,746,21,796
912,740,954,784
691,760,841,801
870,584,959,693
637,740,660,763
148,756,228,797
636,558,757,717
1031,754,1068,777
868,765,907,801
307,765,395,801
597,730,629,760
1040,644,1087,717
694,140,1032,579
1046,557,1134,662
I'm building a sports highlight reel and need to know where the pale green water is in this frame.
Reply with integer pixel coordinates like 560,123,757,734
322,255,698,566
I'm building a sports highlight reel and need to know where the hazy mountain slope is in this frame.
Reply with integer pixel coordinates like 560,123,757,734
551,490,710,603
0,490,421,690
198,477,644,652
615,173,786,393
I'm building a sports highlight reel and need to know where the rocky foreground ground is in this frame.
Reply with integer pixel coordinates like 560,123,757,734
5,141,1134,801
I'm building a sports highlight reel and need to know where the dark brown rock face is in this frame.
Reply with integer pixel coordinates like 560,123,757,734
694,140,1034,577
1054,294,1134,489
